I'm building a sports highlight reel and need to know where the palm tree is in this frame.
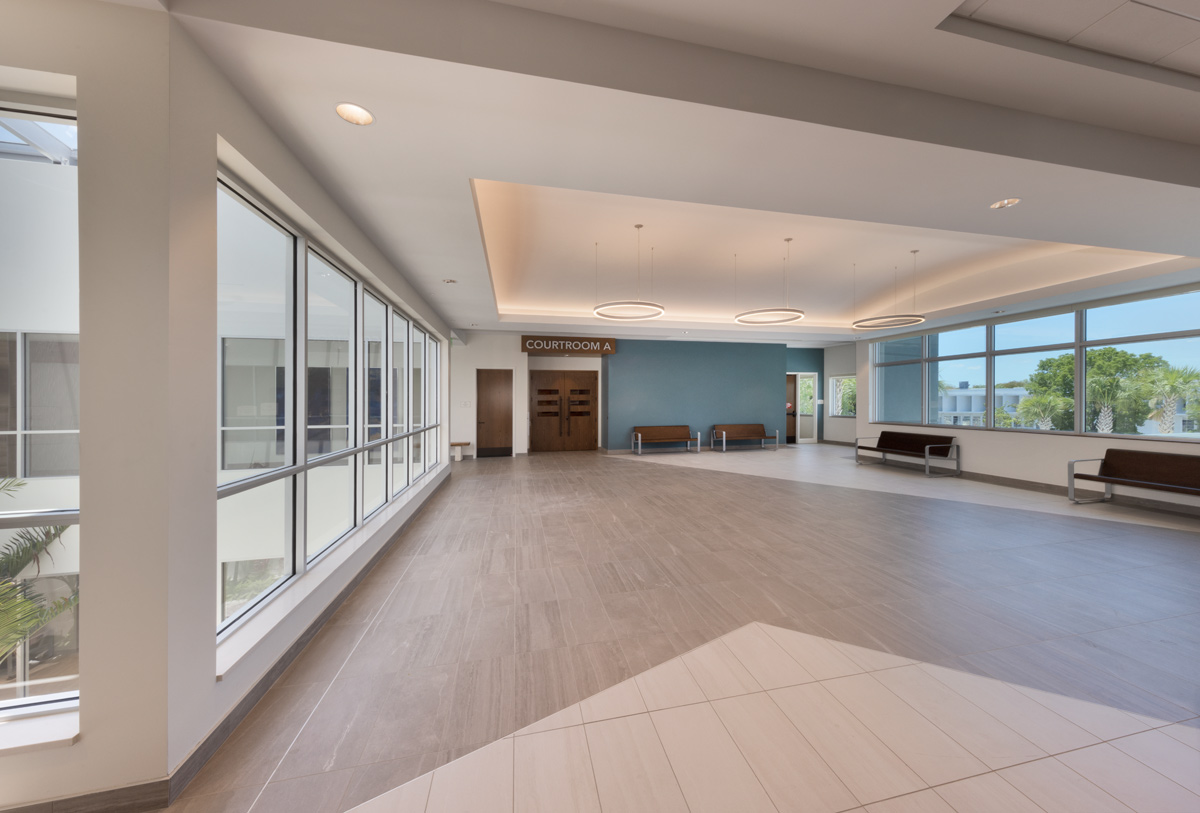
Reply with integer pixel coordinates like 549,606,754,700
0,479,76,662
1016,393,1071,431
1143,366,1200,434
1087,375,1141,434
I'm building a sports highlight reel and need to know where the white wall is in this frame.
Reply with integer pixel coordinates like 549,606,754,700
0,2,452,807
823,342,858,443
852,340,1200,506
449,331,528,455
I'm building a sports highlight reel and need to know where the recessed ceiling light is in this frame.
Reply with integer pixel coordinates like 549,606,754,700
989,198,1020,209
470,323,478,327
992,309,1006,314
335,102,375,126
443,279,457,284
682,331,689,334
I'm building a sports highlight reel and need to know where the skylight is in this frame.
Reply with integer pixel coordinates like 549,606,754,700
0,115,77,165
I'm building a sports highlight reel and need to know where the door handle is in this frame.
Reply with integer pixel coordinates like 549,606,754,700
559,396,564,436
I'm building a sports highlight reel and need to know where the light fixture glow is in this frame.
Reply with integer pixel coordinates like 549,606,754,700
990,198,1020,209
851,313,927,330
335,102,375,126
592,224,665,322
443,279,457,284
735,307,805,325
592,300,665,320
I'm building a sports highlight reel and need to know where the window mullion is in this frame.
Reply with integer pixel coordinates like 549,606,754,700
294,237,308,577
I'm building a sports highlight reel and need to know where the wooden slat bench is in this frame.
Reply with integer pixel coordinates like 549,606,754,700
711,424,779,452
856,430,960,477
631,425,700,454
1068,448,1200,504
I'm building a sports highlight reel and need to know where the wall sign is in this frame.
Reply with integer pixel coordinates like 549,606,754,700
521,335,616,355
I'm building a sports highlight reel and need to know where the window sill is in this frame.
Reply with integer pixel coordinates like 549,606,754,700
0,709,79,756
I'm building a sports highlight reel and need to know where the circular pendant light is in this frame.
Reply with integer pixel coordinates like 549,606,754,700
593,224,664,321
851,249,926,330
734,237,804,325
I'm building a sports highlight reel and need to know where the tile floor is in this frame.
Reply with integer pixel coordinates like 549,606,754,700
350,622,1200,813
160,446,1200,812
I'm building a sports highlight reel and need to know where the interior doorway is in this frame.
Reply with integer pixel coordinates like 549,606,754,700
476,369,513,457
787,372,818,444
529,369,598,452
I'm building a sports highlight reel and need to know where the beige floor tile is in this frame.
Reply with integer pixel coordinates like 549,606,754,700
681,639,762,700
1010,682,1156,742
513,702,583,736
918,663,1099,754
822,673,989,786
253,770,355,813
1111,728,1200,795
720,623,817,690
514,726,601,813
759,623,864,680
579,677,647,723
1057,742,1200,812
339,752,438,812
650,703,778,813
1163,723,1200,751
346,772,433,813
933,772,1044,813
712,692,859,813
863,790,954,813
873,665,1045,769
584,714,689,813
770,682,926,805
425,737,514,813
831,640,917,673
999,757,1135,813
634,656,708,711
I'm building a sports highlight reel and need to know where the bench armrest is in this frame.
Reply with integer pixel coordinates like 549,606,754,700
924,443,956,452
1067,458,1106,502
855,436,880,446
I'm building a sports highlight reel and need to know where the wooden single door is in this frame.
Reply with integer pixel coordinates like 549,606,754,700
530,370,565,452
563,370,598,451
786,374,797,443
476,369,513,457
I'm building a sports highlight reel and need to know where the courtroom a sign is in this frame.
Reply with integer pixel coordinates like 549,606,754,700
521,335,616,355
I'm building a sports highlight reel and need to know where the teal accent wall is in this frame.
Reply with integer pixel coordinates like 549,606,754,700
602,340,788,450
786,347,825,441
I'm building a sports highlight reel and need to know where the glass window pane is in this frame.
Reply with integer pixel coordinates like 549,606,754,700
995,313,1074,350
876,336,922,363
392,438,409,496
1084,338,1200,436
994,350,1074,431
363,445,386,517
1087,290,1200,341
412,328,425,427
0,523,79,706
795,377,815,415
411,431,425,482
876,364,920,423
392,313,408,436
1,333,14,432
927,358,986,426
25,433,79,478
26,334,79,431
217,186,292,485
307,252,354,459
829,376,857,417
364,294,384,436
307,456,354,560
217,478,290,625
426,426,438,469
928,326,985,358
427,339,438,427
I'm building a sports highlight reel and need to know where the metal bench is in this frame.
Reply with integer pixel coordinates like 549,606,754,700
856,430,960,477
1068,448,1200,504
631,425,700,454
711,423,779,452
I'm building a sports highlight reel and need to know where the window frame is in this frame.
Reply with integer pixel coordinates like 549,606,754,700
828,375,857,418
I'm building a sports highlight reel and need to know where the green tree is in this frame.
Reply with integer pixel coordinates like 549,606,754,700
1016,393,1072,431
1086,375,1143,435
838,378,857,416
993,407,1016,428
1143,365,1200,434
1027,348,1165,433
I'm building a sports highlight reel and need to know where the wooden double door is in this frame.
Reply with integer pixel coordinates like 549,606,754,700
530,370,598,452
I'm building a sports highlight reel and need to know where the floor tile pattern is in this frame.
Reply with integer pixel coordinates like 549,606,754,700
158,447,1200,812
350,623,1200,813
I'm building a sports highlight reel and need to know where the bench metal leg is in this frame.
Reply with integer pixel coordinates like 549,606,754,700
1070,479,1111,504
924,450,962,478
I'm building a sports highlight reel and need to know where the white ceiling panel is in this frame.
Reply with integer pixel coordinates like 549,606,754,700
1071,2,1200,62
969,0,1124,41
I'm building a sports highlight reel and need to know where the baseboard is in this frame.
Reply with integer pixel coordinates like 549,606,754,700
819,439,855,447
854,454,1200,519
4,474,451,813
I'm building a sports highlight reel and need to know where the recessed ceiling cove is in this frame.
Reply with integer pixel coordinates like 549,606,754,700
473,180,1190,334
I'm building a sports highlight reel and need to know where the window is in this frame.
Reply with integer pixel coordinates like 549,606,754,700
868,288,1200,440
1,113,80,710
795,377,815,415
214,180,445,629
829,375,857,417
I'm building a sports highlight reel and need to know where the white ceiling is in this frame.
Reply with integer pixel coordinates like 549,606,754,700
175,2,1200,345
